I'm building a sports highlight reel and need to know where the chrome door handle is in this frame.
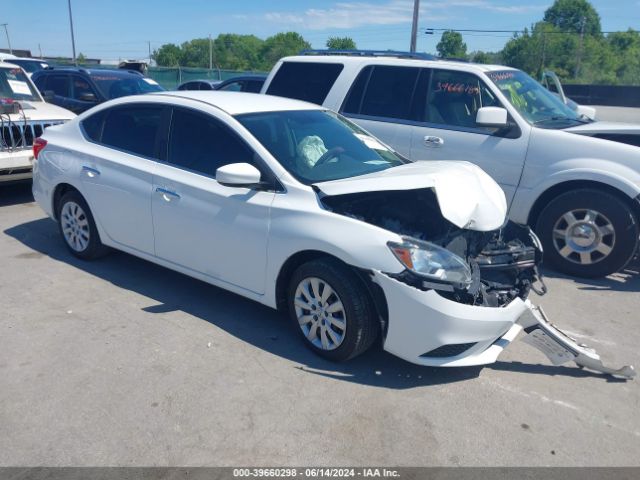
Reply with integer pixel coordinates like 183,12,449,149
424,136,444,148
155,187,181,201
82,166,101,178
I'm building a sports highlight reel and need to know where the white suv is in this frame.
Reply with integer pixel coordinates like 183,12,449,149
261,52,640,278
1,61,75,182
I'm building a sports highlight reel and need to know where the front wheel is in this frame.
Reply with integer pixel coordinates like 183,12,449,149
536,189,638,278
287,258,378,362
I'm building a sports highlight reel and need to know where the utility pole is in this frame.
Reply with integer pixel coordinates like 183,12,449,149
409,0,420,53
209,34,213,70
67,0,78,66
38,43,43,59
574,16,586,79
1,23,11,54
148,40,151,62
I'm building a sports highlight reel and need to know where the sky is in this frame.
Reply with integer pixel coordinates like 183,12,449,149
2,0,640,61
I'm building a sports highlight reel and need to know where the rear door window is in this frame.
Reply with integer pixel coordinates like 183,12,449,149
266,62,343,105
341,65,423,121
100,104,164,158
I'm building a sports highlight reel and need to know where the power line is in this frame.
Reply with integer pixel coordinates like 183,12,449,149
423,27,635,35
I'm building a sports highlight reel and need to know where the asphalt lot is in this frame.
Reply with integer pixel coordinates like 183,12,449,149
1,181,639,467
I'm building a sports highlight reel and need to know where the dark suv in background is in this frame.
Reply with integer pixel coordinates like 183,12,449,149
32,68,164,114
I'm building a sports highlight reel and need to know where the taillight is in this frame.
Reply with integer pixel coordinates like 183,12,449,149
33,137,47,159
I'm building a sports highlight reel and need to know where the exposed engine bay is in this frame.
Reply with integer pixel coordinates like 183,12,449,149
321,188,546,307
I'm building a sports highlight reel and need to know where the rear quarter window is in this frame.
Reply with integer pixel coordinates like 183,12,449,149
266,61,343,105
81,110,107,142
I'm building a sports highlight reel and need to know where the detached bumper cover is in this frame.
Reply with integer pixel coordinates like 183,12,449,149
374,271,636,379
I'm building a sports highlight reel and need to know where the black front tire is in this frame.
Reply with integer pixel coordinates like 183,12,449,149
536,189,638,278
57,190,109,260
287,258,378,362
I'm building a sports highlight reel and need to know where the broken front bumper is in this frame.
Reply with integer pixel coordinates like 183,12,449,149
374,271,635,379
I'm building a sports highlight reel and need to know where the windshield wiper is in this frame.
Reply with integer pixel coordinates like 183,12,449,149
533,116,584,126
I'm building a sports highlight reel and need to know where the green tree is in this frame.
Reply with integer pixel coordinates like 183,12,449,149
436,30,467,59
543,0,601,36
607,29,640,84
154,43,182,67
260,32,311,70
470,51,501,64
326,36,356,50
76,52,87,63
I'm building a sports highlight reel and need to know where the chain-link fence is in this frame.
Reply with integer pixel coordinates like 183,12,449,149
146,67,266,89
50,62,267,90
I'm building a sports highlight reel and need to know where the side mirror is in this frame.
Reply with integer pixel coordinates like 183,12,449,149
476,107,508,127
79,92,97,103
576,104,597,121
42,90,55,102
216,163,262,188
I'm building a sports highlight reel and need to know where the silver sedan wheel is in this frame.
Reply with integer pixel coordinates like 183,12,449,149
552,209,616,265
294,277,346,351
60,201,90,252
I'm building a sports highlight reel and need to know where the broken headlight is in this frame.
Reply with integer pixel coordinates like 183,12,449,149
388,238,473,289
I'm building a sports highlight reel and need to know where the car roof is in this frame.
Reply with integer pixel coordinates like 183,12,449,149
220,75,267,81
279,54,517,74
7,57,47,62
179,79,221,85
33,67,142,78
152,91,324,115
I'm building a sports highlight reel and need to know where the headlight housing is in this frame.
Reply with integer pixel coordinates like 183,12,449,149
388,238,472,289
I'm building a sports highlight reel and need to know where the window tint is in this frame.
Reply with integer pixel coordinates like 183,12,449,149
33,74,47,91
48,75,70,97
199,82,214,90
81,110,106,142
72,76,96,100
101,105,163,158
168,108,255,177
244,79,264,93
266,62,343,105
359,66,420,120
425,70,501,130
219,81,242,92
341,66,372,115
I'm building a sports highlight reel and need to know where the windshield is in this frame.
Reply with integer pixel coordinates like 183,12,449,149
91,74,164,99
7,59,48,73
487,70,584,128
0,67,40,101
237,110,407,184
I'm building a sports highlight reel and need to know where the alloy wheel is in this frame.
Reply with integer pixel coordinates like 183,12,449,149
60,201,90,252
294,277,347,351
552,208,616,265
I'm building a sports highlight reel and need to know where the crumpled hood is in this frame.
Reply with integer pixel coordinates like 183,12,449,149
314,161,507,231
565,121,640,135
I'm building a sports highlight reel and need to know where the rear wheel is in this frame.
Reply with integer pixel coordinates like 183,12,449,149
536,189,638,278
287,258,378,362
57,190,109,260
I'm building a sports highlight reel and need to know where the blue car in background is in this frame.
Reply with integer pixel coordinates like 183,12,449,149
32,68,164,114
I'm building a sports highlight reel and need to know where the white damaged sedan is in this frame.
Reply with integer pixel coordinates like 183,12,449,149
32,91,634,378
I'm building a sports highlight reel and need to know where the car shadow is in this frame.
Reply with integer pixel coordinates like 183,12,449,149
541,260,639,293
0,181,33,207
4,217,617,389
